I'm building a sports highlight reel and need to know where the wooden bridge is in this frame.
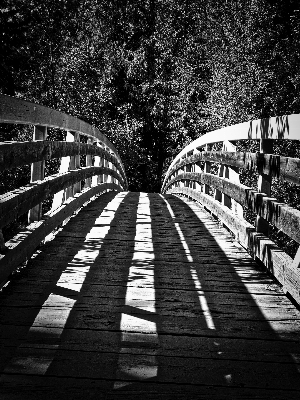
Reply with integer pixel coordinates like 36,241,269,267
1,94,300,399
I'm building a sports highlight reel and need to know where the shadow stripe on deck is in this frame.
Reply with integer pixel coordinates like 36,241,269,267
1,191,300,399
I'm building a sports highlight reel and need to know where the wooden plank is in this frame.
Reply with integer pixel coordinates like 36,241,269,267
0,141,126,183
1,192,300,398
0,94,121,160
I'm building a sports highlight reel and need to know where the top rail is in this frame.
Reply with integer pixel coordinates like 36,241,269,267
0,94,119,155
163,114,300,190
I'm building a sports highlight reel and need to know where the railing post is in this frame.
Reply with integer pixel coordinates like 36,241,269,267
99,143,105,184
193,149,201,191
28,125,47,223
104,147,109,184
194,161,202,191
180,159,185,188
215,141,243,217
92,140,101,187
73,132,81,195
203,144,211,195
51,130,77,211
110,152,115,185
256,139,273,234
85,137,93,188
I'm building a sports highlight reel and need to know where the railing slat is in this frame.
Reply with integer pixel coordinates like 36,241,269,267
256,139,273,235
28,125,47,223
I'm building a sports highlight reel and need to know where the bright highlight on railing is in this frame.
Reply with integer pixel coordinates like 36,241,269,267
160,195,216,330
2,192,127,376
114,193,158,389
0,94,128,287
162,114,300,307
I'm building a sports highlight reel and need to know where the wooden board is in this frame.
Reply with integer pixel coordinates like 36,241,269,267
0,192,300,399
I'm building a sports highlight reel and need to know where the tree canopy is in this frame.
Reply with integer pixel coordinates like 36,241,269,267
1,0,300,191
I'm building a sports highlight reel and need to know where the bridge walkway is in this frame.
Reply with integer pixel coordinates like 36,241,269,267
1,191,300,399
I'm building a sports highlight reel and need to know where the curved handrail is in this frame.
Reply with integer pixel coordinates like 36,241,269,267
0,94,127,182
0,95,128,285
162,114,300,306
0,94,117,153
162,114,300,191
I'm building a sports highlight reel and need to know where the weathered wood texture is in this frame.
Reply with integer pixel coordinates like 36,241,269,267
28,126,47,222
0,141,126,180
0,166,125,229
166,151,300,186
0,183,121,284
0,94,120,157
1,192,300,399
165,172,300,244
163,113,300,182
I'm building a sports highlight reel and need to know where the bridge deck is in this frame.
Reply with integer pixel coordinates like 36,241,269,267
1,192,300,399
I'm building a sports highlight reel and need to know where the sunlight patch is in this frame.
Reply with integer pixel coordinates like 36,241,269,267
114,193,158,389
160,195,216,330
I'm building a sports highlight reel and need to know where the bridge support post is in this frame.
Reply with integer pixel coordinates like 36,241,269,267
92,140,101,187
103,147,109,184
215,141,243,217
256,139,273,235
110,152,116,185
28,125,47,223
203,144,211,195
85,137,93,188
72,132,81,195
51,131,79,212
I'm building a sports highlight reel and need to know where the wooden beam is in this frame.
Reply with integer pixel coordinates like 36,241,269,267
0,166,124,229
164,151,300,187
0,141,126,182
256,139,273,235
164,171,300,244
0,94,120,157
203,144,211,195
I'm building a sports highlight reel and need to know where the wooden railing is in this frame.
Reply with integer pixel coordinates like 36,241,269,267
0,94,127,285
162,115,300,305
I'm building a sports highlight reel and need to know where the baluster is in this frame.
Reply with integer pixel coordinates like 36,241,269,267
85,137,93,188
92,140,101,187
51,130,76,211
110,152,115,185
256,139,273,234
215,141,243,217
185,162,190,188
73,132,81,195
28,125,47,223
180,161,185,188
99,142,104,184
193,149,201,191
103,147,109,184
203,144,211,195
